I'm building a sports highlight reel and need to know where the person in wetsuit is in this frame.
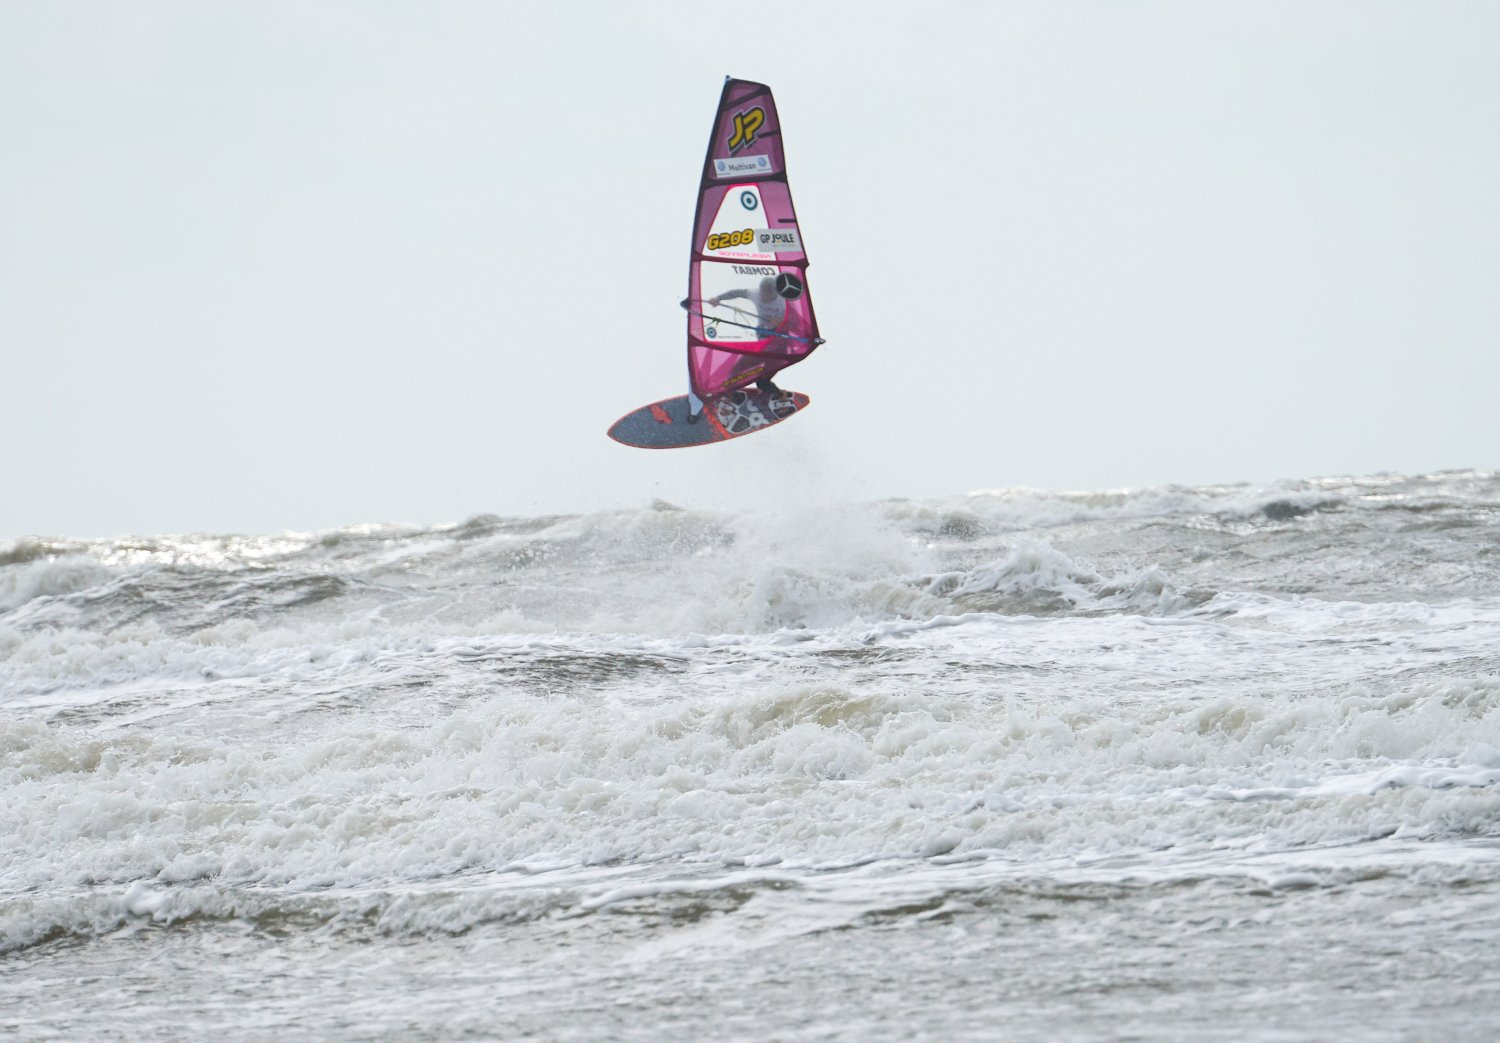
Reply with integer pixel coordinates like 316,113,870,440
705,273,804,397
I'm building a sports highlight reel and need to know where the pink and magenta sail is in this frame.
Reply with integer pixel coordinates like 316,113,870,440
685,78,823,399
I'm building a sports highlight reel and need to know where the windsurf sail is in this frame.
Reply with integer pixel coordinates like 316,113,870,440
684,78,823,401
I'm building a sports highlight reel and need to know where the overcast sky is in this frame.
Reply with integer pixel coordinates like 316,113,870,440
4,1,1497,537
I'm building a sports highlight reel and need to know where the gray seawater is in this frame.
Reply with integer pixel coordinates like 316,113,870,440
4,471,1500,1040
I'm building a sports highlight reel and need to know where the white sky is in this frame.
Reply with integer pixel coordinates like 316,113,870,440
4,1,1497,537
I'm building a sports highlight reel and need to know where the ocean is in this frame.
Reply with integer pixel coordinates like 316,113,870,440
4,470,1499,1040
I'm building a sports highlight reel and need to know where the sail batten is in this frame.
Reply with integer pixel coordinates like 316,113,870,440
686,78,822,400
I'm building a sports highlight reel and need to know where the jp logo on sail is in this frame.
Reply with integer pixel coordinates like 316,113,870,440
727,107,765,152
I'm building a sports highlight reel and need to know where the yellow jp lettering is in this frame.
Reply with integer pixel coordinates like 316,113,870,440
727,108,766,152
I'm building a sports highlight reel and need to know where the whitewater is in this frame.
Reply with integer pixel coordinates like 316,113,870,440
4,470,1499,1040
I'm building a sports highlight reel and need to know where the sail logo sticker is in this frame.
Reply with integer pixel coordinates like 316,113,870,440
740,191,758,211
714,154,772,178
727,107,766,152
755,229,802,253
706,228,756,251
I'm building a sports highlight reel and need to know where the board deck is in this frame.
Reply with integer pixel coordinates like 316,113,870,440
607,389,810,449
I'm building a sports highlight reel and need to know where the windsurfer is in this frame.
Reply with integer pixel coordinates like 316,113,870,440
706,274,804,396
